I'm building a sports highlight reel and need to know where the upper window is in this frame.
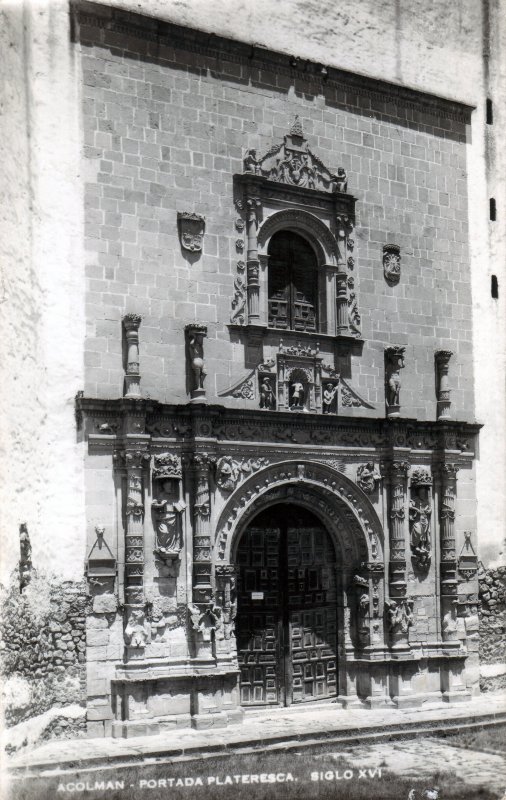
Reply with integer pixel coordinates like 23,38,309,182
267,231,318,333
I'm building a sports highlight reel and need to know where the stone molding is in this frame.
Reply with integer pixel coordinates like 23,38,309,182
73,6,472,124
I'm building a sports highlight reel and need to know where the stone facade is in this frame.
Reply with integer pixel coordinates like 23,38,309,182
69,5,485,737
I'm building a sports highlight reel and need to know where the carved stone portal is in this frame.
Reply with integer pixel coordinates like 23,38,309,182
177,212,205,252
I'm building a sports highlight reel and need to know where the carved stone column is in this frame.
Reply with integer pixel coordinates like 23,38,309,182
190,453,217,663
439,462,459,641
246,197,261,323
388,461,409,599
435,350,453,421
336,270,349,335
123,314,142,398
185,324,207,402
120,449,151,653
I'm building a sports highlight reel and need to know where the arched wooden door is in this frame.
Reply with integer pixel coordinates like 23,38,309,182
236,504,338,706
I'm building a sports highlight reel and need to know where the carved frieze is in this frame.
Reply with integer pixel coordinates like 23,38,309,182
177,212,205,252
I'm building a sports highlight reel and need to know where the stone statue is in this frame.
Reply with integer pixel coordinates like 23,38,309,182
385,346,406,412
259,376,276,409
335,166,348,192
186,324,207,400
322,383,338,414
356,462,381,494
243,148,259,174
152,480,183,559
124,608,150,648
409,493,432,568
290,380,305,409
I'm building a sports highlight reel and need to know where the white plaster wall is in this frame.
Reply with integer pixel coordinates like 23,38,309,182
0,0,86,583
0,0,504,579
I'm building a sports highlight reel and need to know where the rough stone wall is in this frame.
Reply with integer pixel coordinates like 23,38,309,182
0,572,87,728
478,564,506,666
79,11,474,424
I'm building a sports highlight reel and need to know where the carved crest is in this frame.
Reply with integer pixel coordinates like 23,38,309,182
243,117,347,193
177,212,205,252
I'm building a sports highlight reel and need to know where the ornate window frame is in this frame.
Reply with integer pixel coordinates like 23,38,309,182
231,119,360,351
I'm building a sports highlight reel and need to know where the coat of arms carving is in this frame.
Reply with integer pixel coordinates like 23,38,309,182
177,212,205,252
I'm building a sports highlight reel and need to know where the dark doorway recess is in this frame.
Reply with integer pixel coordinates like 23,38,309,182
236,504,338,707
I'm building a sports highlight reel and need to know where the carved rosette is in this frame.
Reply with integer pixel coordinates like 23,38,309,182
385,346,406,417
438,463,459,640
388,461,410,597
383,244,401,285
435,350,453,421
177,211,205,252
123,314,142,399
185,324,207,402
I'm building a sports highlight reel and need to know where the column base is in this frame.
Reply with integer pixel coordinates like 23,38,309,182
391,694,424,709
336,694,364,709
442,690,471,704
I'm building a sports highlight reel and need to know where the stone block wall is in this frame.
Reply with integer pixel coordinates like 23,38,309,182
78,7,474,421
478,564,506,690
0,572,87,731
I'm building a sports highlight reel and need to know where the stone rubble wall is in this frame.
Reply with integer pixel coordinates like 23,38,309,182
478,564,506,692
0,572,88,730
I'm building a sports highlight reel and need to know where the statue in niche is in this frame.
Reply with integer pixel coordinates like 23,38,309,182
290,378,306,410
322,383,338,414
259,375,276,410
152,479,185,561
334,167,348,193
189,332,205,391
409,495,431,568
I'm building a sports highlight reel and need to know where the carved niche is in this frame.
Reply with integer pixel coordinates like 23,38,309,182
151,453,186,563
177,212,205,252
409,468,432,570
385,346,406,416
385,598,414,648
185,324,207,402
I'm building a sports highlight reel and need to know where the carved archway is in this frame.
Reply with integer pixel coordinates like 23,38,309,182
214,459,385,567
258,208,338,265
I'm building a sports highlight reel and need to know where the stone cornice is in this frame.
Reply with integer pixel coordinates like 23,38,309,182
76,395,481,455
73,2,473,125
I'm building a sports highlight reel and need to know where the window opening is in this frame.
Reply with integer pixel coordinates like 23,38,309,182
486,98,493,125
268,230,318,332
490,198,496,221
491,275,499,299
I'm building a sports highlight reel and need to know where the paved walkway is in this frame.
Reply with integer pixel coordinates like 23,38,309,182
8,692,506,776
321,739,506,796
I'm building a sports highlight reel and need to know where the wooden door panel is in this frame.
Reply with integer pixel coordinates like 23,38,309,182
236,508,338,707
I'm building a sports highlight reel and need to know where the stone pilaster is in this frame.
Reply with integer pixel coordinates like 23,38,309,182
190,453,217,662
435,350,453,421
336,270,349,335
388,460,410,598
123,314,142,398
246,197,261,323
439,462,459,641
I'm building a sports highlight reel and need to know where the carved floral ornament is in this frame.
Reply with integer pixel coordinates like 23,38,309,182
243,116,347,194
213,460,384,565
383,244,401,284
